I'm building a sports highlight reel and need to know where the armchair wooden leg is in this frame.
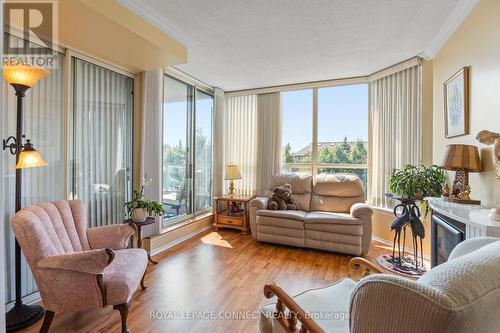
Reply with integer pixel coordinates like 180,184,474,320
113,302,131,333
140,270,147,290
39,310,55,333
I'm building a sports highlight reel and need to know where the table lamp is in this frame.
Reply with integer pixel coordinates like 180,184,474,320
442,144,482,204
225,164,242,196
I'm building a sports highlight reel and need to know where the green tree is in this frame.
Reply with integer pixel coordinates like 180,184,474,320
318,146,334,163
341,136,351,154
349,139,367,164
332,145,349,163
283,143,294,163
301,150,312,163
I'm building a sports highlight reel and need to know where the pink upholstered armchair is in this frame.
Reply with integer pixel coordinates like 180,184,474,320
11,200,148,333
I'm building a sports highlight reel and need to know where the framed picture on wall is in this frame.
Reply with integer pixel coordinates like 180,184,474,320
444,66,469,138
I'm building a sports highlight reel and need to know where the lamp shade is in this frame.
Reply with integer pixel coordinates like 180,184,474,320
15,140,48,169
224,164,242,180
442,144,482,172
4,65,49,87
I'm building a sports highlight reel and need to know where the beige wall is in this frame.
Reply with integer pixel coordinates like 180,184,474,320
432,0,500,207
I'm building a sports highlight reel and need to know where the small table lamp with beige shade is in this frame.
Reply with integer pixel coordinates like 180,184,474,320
225,164,242,196
442,144,482,205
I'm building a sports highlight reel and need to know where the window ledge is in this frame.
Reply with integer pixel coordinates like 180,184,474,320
155,211,214,237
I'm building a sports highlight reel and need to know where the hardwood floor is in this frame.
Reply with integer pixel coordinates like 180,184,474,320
20,230,391,333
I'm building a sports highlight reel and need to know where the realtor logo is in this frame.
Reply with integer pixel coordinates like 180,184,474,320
3,1,58,68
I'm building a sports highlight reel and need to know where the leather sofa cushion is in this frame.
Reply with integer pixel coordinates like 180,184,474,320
305,212,362,225
313,174,364,197
266,173,313,211
310,195,364,213
258,210,307,221
257,215,305,230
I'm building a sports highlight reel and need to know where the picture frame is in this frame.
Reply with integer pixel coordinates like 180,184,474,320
444,66,469,138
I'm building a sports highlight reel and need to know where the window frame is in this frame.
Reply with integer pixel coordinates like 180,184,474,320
162,71,214,228
282,83,370,192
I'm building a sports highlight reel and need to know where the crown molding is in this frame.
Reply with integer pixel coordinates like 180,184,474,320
422,0,480,60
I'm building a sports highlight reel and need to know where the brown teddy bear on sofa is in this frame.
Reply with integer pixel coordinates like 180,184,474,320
267,183,300,210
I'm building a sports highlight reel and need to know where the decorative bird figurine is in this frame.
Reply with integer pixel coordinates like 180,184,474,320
390,204,410,264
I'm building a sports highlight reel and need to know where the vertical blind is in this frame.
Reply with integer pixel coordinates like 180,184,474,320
224,95,257,196
369,65,422,207
71,58,134,227
2,34,65,302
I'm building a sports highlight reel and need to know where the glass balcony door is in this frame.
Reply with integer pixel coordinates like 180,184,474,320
163,76,194,223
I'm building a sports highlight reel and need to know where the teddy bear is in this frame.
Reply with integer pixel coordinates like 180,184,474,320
267,183,300,210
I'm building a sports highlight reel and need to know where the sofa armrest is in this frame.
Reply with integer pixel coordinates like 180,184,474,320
250,197,269,209
350,203,373,218
37,248,115,275
249,197,268,239
87,224,136,250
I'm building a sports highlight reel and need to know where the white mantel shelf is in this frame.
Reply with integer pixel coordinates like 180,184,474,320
426,197,500,238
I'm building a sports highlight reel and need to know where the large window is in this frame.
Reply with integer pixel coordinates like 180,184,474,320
282,84,369,190
162,75,213,226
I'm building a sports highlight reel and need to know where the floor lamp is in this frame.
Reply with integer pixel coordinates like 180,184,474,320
3,65,49,332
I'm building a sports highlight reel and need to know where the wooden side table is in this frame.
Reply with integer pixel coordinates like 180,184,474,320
213,195,256,234
125,217,158,265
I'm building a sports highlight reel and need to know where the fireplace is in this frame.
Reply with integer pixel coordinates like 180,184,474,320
431,212,465,267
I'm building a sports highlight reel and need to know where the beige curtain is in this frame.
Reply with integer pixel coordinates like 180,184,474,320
223,95,258,196
256,92,282,195
140,69,163,236
213,88,225,197
369,64,422,207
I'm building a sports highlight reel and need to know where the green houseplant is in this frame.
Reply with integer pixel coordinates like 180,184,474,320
125,189,164,222
388,164,445,216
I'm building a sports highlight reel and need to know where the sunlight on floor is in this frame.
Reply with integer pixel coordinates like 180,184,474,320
200,232,233,248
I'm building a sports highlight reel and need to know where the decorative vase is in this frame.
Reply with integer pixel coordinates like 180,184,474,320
131,208,148,222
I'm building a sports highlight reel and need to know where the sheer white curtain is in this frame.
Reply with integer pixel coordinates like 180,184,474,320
256,92,282,195
140,69,163,236
369,62,422,207
223,95,257,196
72,58,134,228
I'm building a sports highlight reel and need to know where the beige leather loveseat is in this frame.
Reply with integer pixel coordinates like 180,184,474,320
249,173,373,256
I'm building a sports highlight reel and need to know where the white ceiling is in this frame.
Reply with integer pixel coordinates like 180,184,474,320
120,0,478,91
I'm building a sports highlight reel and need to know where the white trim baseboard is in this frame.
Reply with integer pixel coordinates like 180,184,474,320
150,225,213,257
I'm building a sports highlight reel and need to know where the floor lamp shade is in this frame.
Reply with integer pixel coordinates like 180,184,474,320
15,141,48,169
3,65,49,87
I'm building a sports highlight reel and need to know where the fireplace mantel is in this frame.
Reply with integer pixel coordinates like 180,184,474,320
427,197,500,238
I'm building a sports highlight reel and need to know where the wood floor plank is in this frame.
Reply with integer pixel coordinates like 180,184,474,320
18,230,390,333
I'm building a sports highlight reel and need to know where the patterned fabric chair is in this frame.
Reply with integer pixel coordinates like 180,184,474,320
11,200,148,333
260,237,500,333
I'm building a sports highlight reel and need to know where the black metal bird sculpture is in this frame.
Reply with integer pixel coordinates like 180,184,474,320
391,204,410,265
409,204,425,270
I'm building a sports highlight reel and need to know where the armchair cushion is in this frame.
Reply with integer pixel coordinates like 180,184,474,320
448,237,499,261
103,248,148,305
350,203,373,218
87,224,136,250
260,278,355,333
37,248,114,275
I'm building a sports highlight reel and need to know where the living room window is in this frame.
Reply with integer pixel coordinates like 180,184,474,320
282,84,369,190
162,75,213,226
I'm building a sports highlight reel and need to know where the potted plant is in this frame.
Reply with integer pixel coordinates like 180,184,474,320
125,189,164,222
387,164,445,216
